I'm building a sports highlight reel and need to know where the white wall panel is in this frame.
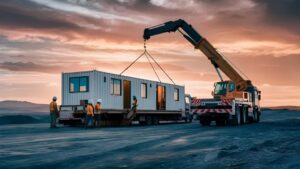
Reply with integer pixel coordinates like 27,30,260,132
62,70,185,111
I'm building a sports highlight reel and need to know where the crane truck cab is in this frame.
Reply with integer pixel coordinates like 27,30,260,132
213,80,252,100
193,80,262,126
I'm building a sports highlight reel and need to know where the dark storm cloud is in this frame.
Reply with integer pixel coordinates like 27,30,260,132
0,0,157,43
0,1,80,30
255,0,300,20
253,0,300,33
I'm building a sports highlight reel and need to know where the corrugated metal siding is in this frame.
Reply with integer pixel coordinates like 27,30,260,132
62,70,185,111
62,71,95,105
165,84,185,111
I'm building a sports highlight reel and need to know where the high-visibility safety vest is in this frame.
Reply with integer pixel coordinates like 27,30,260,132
49,101,58,112
86,104,94,116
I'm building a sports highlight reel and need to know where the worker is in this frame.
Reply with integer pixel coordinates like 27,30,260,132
49,96,59,128
94,99,102,127
85,99,94,128
131,96,138,114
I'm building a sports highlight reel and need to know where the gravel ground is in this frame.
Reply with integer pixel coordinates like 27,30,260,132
0,110,299,169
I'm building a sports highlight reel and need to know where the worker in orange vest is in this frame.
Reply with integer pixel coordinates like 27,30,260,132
85,99,94,128
49,96,59,128
94,99,102,127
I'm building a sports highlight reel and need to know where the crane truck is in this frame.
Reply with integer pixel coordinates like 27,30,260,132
143,19,261,126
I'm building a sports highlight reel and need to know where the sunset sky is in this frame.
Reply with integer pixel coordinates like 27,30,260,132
0,0,299,106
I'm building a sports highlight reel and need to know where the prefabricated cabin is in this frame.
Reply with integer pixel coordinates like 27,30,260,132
62,70,185,114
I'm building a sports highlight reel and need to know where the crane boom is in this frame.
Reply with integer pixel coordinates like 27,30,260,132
143,19,252,91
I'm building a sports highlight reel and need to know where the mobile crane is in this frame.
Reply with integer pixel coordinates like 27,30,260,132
143,19,261,126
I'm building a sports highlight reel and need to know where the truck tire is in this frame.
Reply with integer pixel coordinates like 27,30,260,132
228,118,236,126
200,119,210,126
216,120,226,126
234,106,243,125
240,107,245,125
235,108,240,125
146,115,152,125
252,109,258,123
242,107,248,124
139,121,146,125
152,116,159,125
257,111,261,122
184,117,188,123
189,115,193,123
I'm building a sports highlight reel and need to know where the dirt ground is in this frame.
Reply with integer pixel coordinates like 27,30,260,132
0,110,299,169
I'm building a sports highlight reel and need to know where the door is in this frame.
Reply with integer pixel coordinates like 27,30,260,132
123,80,131,109
156,85,166,110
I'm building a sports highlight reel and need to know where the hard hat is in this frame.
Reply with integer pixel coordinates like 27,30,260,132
53,96,57,101
88,99,94,105
133,96,137,99
97,99,102,103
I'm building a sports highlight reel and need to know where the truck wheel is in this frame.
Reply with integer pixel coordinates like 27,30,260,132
252,109,257,123
192,114,197,121
256,111,261,122
235,108,240,125
216,120,225,126
189,115,193,123
146,115,152,125
152,116,159,125
240,107,245,125
242,107,248,124
184,117,188,123
200,120,210,126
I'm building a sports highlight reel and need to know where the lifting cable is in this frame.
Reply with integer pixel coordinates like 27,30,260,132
119,50,146,76
144,50,175,85
120,41,176,85
144,51,161,82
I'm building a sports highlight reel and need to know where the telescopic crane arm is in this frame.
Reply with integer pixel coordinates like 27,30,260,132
143,19,252,91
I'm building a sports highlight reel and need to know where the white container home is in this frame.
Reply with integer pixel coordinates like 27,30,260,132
60,70,187,125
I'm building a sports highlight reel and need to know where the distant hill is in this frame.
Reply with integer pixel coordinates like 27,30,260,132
0,100,48,114
262,106,300,111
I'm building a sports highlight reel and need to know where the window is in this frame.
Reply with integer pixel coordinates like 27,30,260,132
141,83,147,98
214,82,227,95
185,96,190,104
174,88,179,101
110,78,121,95
69,76,89,93
229,83,235,92
80,100,88,105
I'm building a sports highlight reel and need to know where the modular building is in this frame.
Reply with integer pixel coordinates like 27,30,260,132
60,70,187,125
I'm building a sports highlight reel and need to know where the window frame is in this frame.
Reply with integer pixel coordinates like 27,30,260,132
141,83,148,99
69,76,89,93
229,82,235,92
174,88,180,101
110,78,122,96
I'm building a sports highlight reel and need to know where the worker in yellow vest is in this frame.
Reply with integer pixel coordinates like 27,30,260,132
85,99,94,128
94,99,102,127
49,96,59,128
